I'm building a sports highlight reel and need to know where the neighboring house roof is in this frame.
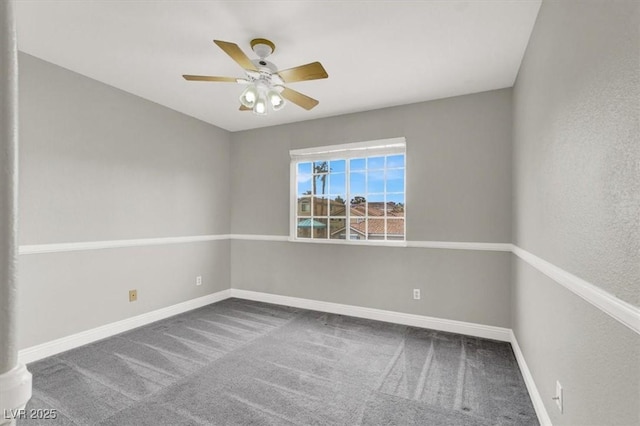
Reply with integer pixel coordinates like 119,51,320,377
350,202,404,218
330,218,404,237
297,218,327,228
348,218,404,235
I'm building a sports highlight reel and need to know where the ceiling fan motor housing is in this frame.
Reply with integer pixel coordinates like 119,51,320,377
250,38,275,59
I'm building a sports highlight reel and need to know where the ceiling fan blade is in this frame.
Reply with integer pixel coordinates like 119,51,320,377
183,75,245,83
239,105,251,111
277,62,328,83
213,40,259,72
281,87,320,110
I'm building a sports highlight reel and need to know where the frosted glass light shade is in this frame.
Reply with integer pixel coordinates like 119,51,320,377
239,85,258,108
268,89,285,111
254,93,267,115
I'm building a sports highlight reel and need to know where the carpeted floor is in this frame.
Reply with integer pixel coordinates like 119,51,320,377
19,298,538,425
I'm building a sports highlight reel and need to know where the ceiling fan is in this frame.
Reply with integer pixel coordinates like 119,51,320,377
183,38,328,115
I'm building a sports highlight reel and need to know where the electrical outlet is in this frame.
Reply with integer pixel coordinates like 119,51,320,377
554,380,563,413
196,276,202,286
413,289,421,300
129,289,137,302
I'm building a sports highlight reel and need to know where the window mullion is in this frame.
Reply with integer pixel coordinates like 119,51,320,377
364,160,368,241
346,158,350,241
384,159,387,241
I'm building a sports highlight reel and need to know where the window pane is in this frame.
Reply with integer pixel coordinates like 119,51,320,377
313,175,328,196
387,154,405,168
297,181,312,197
349,218,366,240
330,218,346,239
368,218,385,240
329,195,347,216
313,197,328,216
350,158,365,171
298,162,312,175
367,171,385,193
368,156,385,170
330,159,345,173
297,162,312,196
313,161,329,174
329,173,345,195
297,197,311,217
386,218,405,240
297,218,312,238
386,168,405,192
387,193,405,217
366,194,385,216
350,172,365,194
350,195,366,216
312,218,328,239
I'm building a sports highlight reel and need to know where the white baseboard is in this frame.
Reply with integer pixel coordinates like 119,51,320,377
510,330,552,425
229,289,511,342
18,289,231,364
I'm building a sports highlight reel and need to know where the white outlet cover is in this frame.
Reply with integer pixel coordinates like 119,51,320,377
555,381,563,413
196,276,202,286
413,289,421,300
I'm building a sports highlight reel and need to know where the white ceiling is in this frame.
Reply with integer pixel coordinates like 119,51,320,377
15,0,541,132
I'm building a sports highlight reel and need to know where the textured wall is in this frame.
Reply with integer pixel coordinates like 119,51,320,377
0,0,20,373
512,0,640,424
513,0,639,305
19,54,231,244
512,257,640,425
17,54,232,348
230,89,513,327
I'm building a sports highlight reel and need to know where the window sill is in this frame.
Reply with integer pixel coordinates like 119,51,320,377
288,237,407,248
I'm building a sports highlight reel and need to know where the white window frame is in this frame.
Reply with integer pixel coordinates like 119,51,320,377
289,137,407,246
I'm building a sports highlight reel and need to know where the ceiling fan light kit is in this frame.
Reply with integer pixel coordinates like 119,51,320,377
239,79,285,114
183,38,328,116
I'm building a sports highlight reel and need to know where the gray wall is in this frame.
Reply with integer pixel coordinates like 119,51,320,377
18,54,231,348
512,1,640,424
231,89,513,327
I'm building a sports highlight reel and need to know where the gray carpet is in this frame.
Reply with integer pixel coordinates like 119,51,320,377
19,298,538,425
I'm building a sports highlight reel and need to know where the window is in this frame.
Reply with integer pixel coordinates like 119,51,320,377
290,138,406,243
